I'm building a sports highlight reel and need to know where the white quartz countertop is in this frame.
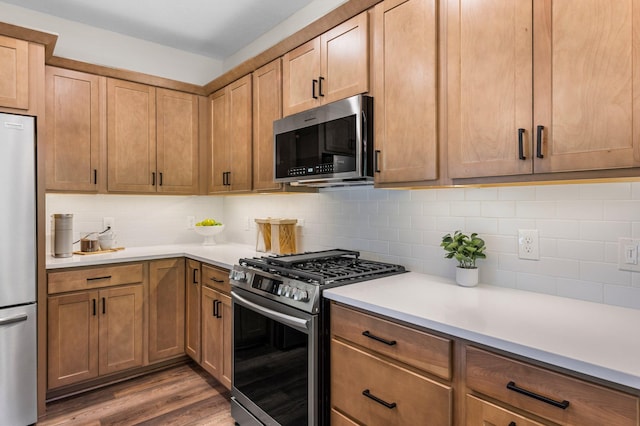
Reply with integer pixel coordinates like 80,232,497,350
324,272,640,392
46,243,260,270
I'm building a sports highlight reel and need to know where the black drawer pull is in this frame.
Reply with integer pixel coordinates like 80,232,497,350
87,276,111,281
93,169,97,185
92,298,96,316
518,128,526,160
362,389,396,409
509,422,516,426
102,297,106,314
506,381,570,409
193,268,199,285
362,330,397,346
210,277,224,283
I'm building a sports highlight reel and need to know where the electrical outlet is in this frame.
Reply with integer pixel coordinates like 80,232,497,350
103,217,115,230
518,229,539,260
618,238,640,271
186,216,196,230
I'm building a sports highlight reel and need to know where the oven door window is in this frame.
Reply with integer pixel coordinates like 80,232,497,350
233,297,315,425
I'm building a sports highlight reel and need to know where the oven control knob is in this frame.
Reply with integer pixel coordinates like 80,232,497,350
276,284,285,296
230,270,246,282
294,290,309,302
283,285,292,298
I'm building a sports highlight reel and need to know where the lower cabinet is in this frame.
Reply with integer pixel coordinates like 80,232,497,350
200,264,232,389
148,258,185,362
331,302,640,426
185,259,201,361
47,283,143,389
330,303,452,425
465,346,639,426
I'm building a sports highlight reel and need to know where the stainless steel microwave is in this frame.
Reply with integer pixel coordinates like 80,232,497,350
273,95,373,187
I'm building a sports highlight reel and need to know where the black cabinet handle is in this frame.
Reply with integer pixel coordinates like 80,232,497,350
509,422,516,426
226,172,231,186
210,277,224,283
152,172,156,186
319,76,325,97
312,79,318,99
518,128,526,160
93,169,97,185
192,268,199,285
215,300,222,318
362,389,396,409
506,381,570,409
212,299,217,317
374,150,381,173
87,276,112,282
102,297,106,314
92,298,96,316
362,330,397,346
536,125,544,158
159,172,163,186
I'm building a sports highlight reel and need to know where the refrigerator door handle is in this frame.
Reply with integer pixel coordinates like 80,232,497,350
0,314,28,326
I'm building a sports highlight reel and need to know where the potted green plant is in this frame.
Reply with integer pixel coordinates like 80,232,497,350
440,230,486,287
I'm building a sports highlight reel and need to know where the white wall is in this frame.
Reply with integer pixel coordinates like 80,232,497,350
45,194,224,250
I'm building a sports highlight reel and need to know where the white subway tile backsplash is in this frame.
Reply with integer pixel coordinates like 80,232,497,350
580,221,631,242
556,200,604,220
49,182,640,310
516,201,556,219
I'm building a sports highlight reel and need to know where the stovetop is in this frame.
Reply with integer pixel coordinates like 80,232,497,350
230,249,406,314
239,249,405,285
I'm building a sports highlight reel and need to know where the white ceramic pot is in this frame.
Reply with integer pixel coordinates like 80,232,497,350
456,267,478,287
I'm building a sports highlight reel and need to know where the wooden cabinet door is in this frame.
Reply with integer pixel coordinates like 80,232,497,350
148,258,185,363
252,59,282,191
107,79,156,192
0,35,28,109
228,75,253,192
446,0,533,178
209,88,228,193
373,0,438,183
202,287,231,389
185,259,201,361
45,66,103,192
47,291,99,389
533,0,640,173
98,284,144,375
321,12,369,105
465,394,545,426
283,38,321,116
156,88,199,194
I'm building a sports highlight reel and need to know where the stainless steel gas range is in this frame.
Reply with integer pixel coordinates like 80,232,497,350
228,249,406,426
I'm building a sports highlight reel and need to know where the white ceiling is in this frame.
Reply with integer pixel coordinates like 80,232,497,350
1,0,316,60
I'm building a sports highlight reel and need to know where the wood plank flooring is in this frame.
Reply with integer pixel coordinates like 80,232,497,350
37,363,234,426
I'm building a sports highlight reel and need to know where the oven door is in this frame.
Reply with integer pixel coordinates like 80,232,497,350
231,287,318,426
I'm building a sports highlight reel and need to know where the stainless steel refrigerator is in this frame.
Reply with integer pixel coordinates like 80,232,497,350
0,112,37,425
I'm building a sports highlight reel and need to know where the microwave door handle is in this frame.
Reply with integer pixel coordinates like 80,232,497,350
362,109,368,173
232,290,310,333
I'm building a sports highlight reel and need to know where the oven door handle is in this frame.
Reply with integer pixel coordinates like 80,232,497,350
232,290,310,332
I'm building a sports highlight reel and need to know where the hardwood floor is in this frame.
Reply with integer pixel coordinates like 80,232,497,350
37,363,234,425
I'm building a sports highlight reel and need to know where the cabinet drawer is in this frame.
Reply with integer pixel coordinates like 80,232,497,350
466,394,545,426
331,339,452,426
48,263,144,294
331,303,451,380
465,347,639,426
202,264,230,294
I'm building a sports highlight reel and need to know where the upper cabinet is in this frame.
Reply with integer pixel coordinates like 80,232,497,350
45,67,104,192
447,0,640,179
282,12,369,116
373,0,438,184
0,35,29,110
107,79,199,194
156,88,199,194
252,59,283,191
107,79,156,192
208,74,252,194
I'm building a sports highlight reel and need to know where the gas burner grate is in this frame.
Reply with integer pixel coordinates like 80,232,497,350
240,249,405,285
